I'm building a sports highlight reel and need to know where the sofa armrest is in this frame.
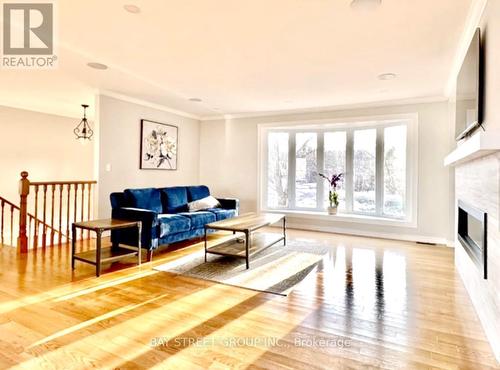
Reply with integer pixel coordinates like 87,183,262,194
216,198,239,214
111,207,159,250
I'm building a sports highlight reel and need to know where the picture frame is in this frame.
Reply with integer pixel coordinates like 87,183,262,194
140,119,178,170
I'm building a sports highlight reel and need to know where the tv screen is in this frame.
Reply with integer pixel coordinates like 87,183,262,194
455,28,481,140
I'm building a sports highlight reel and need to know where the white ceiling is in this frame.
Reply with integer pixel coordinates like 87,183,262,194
0,0,474,119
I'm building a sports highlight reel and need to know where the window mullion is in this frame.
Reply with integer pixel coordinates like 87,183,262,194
405,123,412,220
262,131,269,210
317,132,324,211
288,133,296,209
375,127,384,216
345,130,354,213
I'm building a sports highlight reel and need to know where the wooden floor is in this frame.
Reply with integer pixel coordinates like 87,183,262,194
0,229,498,369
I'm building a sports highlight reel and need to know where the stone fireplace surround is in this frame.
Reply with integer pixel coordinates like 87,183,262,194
446,131,500,363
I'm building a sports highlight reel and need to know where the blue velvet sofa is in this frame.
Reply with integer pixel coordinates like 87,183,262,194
110,185,238,259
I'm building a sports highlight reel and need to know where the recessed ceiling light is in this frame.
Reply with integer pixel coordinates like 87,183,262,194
350,0,381,10
189,98,202,102
123,4,141,14
378,73,397,81
87,62,108,70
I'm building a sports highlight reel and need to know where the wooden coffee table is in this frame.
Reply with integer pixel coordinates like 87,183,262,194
71,219,142,277
204,213,286,269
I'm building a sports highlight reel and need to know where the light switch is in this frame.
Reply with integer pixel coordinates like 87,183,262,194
105,163,112,172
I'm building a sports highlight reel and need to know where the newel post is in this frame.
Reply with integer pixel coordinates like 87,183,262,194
18,171,30,253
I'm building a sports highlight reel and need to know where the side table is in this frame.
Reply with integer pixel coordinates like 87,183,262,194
71,219,142,277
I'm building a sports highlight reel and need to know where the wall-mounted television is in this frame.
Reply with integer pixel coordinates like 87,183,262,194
455,28,482,141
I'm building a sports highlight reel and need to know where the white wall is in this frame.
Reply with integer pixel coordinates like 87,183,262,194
97,95,201,218
200,101,453,244
0,105,95,203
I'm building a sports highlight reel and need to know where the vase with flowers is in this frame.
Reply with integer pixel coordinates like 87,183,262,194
319,172,344,215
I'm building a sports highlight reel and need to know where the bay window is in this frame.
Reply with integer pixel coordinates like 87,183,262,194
260,115,417,222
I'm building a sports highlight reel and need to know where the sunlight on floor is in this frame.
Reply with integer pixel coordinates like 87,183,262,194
0,270,158,315
18,280,260,369
1,230,497,368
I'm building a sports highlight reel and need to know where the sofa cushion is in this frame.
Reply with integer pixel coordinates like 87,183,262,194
187,185,210,202
124,188,162,213
160,186,188,213
158,214,191,237
159,228,206,245
207,208,237,221
177,211,216,229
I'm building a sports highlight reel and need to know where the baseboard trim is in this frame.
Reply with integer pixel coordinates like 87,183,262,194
279,221,453,246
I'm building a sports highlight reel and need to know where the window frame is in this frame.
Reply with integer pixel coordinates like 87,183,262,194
257,113,418,227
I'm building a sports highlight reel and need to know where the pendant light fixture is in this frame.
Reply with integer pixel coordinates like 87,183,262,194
74,104,93,141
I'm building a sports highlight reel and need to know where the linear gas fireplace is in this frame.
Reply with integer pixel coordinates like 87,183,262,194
457,200,488,279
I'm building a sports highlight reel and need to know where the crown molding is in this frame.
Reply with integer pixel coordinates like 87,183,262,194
200,95,448,122
200,113,232,121
99,90,201,120
100,93,448,123
445,0,488,97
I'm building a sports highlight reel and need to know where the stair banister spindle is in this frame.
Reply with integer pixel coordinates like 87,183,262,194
1,200,4,245
58,184,63,245
50,184,56,246
18,171,30,253
42,184,47,248
28,216,33,248
87,184,92,239
66,184,71,243
10,205,14,246
73,184,78,240
33,185,39,248
80,184,85,240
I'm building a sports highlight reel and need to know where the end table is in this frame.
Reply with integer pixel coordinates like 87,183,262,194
71,219,142,277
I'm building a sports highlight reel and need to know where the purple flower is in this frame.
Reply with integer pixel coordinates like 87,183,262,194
319,172,344,190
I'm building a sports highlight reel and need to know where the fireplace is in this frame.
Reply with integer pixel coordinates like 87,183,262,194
457,200,487,279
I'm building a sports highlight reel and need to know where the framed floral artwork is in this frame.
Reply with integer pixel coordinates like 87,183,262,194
140,119,178,170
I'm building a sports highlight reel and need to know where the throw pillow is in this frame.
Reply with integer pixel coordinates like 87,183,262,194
188,196,220,212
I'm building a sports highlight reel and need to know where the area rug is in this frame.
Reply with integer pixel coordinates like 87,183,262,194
154,238,329,296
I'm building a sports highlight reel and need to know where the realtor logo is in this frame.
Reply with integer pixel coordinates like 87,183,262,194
2,2,57,68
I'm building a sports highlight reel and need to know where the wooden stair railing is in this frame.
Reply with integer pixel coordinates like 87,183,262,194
16,171,97,253
0,195,67,247
0,196,17,246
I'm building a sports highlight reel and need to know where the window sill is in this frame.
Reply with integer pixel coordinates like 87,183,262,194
262,209,417,228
